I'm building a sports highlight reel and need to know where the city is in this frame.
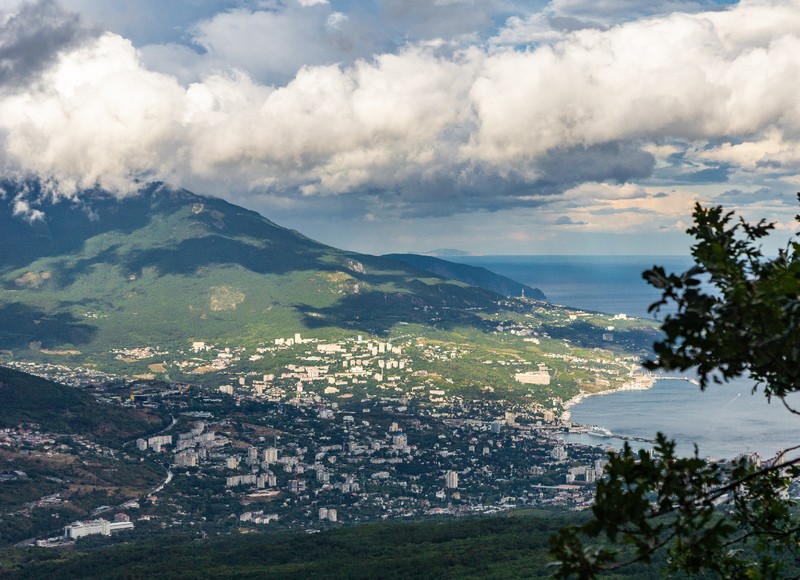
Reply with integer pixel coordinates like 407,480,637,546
1,314,651,547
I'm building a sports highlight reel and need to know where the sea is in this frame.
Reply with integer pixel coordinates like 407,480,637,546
450,255,800,460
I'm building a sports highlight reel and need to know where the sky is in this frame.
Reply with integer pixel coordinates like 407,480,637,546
0,0,799,255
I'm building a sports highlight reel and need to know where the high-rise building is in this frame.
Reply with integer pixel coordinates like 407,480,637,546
263,447,278,463
445,470,459,489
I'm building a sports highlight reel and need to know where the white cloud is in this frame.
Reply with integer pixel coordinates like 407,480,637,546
693,128,800,171
0,29,477,202
12,196,44,222
489,14,572,48
2,0,800,224
0,33,186,194
190,6,342,84
326,11,347,29
466,3,800,171
562,183,649,202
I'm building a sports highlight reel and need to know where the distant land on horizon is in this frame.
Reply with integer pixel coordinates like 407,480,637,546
419,248,472,257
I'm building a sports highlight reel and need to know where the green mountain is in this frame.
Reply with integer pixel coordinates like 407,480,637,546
0,182,515,357
383,253,546,300
0,366,165,444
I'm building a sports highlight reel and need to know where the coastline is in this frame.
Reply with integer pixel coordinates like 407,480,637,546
557,374,797,460
560,374,657,422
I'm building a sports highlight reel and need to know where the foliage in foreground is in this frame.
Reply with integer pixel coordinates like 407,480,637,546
551,198,800,577
1,512,624,580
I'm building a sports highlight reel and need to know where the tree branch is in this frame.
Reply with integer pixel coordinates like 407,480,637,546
780,395,800,417
597,529,679,573
701,453,800,505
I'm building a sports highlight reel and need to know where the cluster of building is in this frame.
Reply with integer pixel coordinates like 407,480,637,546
0,426,56,449
129,387,612,532
137,434,173,453
113,346,169,361
566,459,608,484
1,309,659,543
239,511,279,525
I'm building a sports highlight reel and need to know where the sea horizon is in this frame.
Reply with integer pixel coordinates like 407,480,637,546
448,254,695,319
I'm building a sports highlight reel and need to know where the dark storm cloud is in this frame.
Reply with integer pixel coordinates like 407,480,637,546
535,142,656,187
0,0,92,88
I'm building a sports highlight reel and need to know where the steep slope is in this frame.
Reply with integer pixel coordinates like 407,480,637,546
383,253,546,300
0,182,509,355
0,366,165,444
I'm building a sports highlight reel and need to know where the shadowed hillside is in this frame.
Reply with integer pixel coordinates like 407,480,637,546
0,366,166,445
0,511,672,579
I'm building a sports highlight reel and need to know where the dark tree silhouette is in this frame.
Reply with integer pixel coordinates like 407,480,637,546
551,197,800,578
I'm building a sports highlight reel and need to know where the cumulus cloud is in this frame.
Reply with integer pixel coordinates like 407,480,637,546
2,0,800,222
0,32,186,194
525,182,706,235
693,129,800,173
467,5,800,164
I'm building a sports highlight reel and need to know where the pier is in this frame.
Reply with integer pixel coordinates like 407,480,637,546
654,374,700,386
567,424,656,445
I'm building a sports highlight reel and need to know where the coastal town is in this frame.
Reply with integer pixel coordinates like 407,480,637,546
2,300,792,563
0,306,662,547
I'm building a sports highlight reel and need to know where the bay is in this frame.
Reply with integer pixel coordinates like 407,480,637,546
565,377,800,459
450,255,799,459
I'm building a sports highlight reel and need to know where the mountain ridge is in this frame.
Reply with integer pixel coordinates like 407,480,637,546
0,182,523,358
383,253,546,300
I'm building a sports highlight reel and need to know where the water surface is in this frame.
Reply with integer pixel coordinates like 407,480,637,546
456,256,799,459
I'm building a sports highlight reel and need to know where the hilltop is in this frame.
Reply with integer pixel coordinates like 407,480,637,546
0,181,660,388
